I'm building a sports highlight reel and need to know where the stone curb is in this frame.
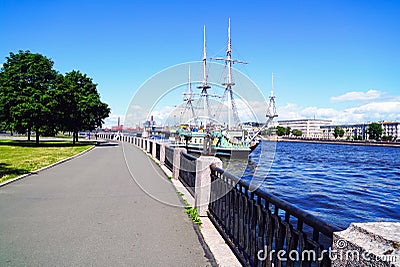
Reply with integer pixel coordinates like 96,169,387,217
0,145,95,188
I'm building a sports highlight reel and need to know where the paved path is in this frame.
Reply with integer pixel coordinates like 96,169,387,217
0,143,214,266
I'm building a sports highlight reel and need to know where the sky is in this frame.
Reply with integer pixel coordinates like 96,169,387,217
1,0,399,127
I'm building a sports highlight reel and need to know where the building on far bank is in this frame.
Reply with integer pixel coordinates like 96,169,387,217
382,121,400,139
321,121,400,140
277,119,332,138
321,123,367,140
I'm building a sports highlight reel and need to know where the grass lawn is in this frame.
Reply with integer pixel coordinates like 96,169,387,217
0,140,94,183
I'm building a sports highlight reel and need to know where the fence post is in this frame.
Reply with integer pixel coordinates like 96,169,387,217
160,144,166,165
332,222,400,267
172,148,187,180
195,156,222,217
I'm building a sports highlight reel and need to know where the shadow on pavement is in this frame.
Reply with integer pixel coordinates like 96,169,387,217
95,141,119,147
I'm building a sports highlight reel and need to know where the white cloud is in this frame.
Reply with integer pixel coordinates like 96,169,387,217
150,105,176,125
131,105,142,111
277,100,400,124
301,106,339,119
277,103,302,120
331,89,381,102
346,101,400,113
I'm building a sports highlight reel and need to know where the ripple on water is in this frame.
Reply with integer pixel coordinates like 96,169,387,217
236,141,400,229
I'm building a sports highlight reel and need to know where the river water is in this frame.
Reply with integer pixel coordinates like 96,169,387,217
223,141,400,229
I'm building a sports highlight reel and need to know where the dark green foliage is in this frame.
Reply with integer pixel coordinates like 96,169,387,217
285,126,291,136
276,126,285,136
333,126,345,139
368,123,383,141
0,50,110,144
54,71,110,144
0,50,57,144
381,135,393,142
276,126,293,136
291,129,302,137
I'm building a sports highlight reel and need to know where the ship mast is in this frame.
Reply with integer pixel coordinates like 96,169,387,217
266,72,278,120
197,25,211,128
214,18,247,130
248,72,278,142
182,66,197,125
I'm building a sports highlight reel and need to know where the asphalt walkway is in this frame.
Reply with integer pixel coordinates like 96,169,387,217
0,142,214,266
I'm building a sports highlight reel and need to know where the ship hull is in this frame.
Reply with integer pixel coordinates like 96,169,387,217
173,143,253,158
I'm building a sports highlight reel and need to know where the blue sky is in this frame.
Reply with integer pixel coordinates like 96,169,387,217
1,0,399,127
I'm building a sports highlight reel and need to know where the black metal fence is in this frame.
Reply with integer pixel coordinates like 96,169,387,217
165,146,174,171
147,140,153,155
209,166,342,267
156,143,161,161
178,152,197,197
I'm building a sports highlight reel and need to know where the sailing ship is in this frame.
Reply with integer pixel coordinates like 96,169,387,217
174,19,277,158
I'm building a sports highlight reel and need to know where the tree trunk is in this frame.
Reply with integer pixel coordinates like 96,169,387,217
35,128,39,145
73,131,76,145
27,127,31,141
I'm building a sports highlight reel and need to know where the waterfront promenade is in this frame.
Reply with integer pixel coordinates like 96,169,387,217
0,143,214,266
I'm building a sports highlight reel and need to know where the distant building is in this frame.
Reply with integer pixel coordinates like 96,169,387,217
278,119,332,138
111,116,123,131
382,121,400,139
321,123,368,140
321,121,400,140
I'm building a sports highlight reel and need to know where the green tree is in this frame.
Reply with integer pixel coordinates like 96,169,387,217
0,50,57,144
339,128,345,138
333,126,345,139
381,135,393,142
55,71,110,144
367,123,383,141
276,126,286,136
291,129,302,137
285,126,291,136
0,71,7,130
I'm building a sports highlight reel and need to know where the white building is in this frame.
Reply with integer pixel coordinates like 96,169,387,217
321,124,367,140
382,122,400,139
278,119,332,138
321,121,400,140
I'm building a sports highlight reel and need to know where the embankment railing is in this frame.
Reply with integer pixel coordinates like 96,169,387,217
165,146,174,171
209,165,342,267
178,152,197,197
